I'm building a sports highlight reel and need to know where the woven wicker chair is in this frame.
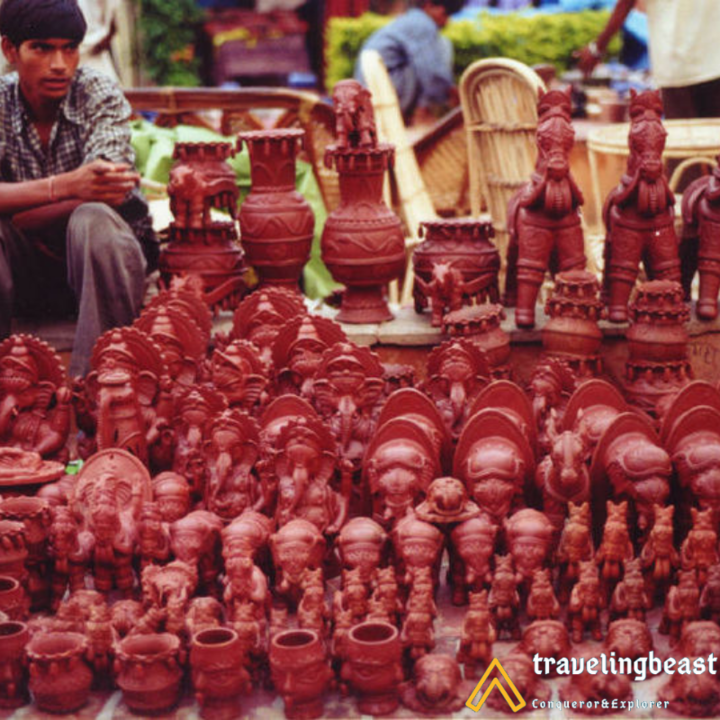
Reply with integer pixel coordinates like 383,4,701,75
358,49,438,305
124,87,340,212
459,59,545,274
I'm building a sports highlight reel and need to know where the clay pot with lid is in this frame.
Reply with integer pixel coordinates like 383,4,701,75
342,621,403,716
190,627,250,720
115,633,184,714
269,629,333,719
27,632,93,713
0,621,29,708
322,146,405,323
238,129,315,290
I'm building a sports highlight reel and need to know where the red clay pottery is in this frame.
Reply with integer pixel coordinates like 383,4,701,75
401,653,470,714
0,620,28,708
270,628,333,719
27,632,93,713
342,621,403,716
0,577,28,621
0,521,27,581
161,142,245,310
542,269,603,376
413,216,500,325
603,90,680,323
190,627,251,720
238,129,314,290
115,633,184,714
505,88,586,328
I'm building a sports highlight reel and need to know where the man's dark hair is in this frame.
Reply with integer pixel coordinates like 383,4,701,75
0,0,86,47
419,0,465,18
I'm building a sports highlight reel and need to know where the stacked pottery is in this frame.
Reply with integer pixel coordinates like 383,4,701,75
269,628,333,719
0,621,29,708
160,141,246,310
238,129,315,290
542,269,604,377
27,632,93,713
0,497,51,610
115,633,184,714
624,280,692,413
190,627,251,719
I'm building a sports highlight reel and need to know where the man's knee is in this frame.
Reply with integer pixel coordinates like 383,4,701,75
67,202,146,270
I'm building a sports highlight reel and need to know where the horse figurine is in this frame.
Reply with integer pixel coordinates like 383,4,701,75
505,87,586,328
602,89,681,322
682,155,720,319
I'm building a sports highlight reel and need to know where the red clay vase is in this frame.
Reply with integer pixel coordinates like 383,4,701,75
322,146,405,323
115,633,184,714
0,621,29,708
27,632,93,713
342,621,403,715
238,129,314,290
270,629,333,719
190,627,250,720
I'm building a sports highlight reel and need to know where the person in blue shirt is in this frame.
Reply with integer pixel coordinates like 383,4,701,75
355,0,463,123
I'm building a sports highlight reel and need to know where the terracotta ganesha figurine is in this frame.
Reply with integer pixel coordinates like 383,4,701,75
505,88,586,328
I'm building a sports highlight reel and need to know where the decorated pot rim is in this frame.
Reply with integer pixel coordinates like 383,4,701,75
117,632,180,664
27,631,87,661
237,128,305,142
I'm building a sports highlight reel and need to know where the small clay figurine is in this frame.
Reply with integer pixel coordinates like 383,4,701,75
527,568,560,621
568,560,604,642
337,517,387,585
185,596,224,638
661,569,701,642
48,507,87,611
370,566,402,625
152,472,191,524
298,569,329,636
400,654,471,715
223,555,269,636
609,558,651,621
331,79,376,149
677,620,720,659
488,555,521,640
556,502,594,602
450,515,497,605
270,519,325,602
457,590,496,679
392,515,444,593
136,502,170,570
170,510,224,597
602,89,680,323
517,621,572,677
505,88,586,328
595,501,634,583
138,561,198,636
559,650,632,715
604,618,653,663
209,339,270,413
681,507,719,586
700,564,720,621
640,504,679,588
504,509,554,585
659,664,720,717
401,603,435,661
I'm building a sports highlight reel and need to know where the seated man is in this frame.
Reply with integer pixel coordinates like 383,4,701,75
0,0,157,377
354,0,463,124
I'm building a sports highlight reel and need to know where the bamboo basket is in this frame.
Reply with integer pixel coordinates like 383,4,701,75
359,49,438,306
459,58,546,284
413,107,470,217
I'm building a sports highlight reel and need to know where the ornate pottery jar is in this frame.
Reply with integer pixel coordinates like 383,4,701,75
322,146,405,323
0,621,29,708
27,632,93,713
115,633,184,714
238,129,314,290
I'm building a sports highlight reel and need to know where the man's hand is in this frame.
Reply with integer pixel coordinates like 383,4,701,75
574,45,602,78
59,159,139,207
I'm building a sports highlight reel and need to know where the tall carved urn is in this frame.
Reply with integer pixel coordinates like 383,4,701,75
322,81,405,323
238,129,315,290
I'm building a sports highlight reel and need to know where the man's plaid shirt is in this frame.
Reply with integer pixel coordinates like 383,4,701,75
0,66,156,264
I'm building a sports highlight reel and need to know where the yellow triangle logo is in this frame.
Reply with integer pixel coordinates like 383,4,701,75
466,658,527,713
